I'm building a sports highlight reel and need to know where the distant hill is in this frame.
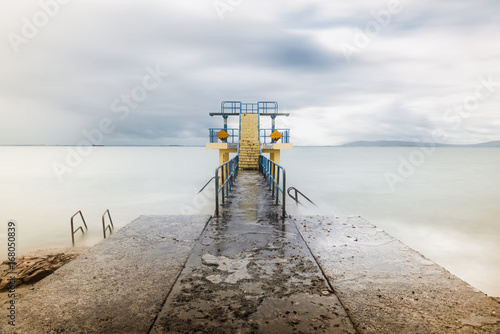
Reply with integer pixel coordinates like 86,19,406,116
472,140,500,147
340,140,500,147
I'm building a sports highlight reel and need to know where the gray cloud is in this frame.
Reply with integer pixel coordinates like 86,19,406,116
1,0,499,145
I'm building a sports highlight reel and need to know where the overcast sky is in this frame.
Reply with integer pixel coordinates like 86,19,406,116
1,0,499,146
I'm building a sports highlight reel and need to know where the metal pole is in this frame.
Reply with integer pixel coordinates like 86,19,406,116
276,167,280,205
108,210,114,228
221,165,225,206
71,220,75,246
272,163,275,197
282,169,286,218
267,159,271,188
102,216,107,239
79,211,88,230
215,168,219,216
228,161,232,192
225,163,229,197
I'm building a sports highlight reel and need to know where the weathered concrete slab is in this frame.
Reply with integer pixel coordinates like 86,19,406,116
294,215,500,334
1,215,210,334
151,172,356,333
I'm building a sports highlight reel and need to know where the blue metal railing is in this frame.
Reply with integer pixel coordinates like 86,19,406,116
220,101,279,114
260,129,290,143
259,155,286,218
209,128,290,143
221,101,242,114
258,101,278,114
215,155,239,216
209,128,239,143
242,103,258,113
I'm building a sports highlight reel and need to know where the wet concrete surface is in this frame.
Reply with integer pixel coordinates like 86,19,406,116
0,215,210,334
294,215,500,334
151,171,356,333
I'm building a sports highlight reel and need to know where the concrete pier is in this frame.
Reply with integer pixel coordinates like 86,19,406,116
150,171,355,333
2,172,499,333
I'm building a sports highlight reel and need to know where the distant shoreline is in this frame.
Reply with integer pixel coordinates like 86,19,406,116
0,144,199,147
338,140,500,148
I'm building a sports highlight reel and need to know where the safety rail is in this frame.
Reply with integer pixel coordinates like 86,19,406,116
215,155,239,216
259,155,286,218
219,101,279,114
102,209,114,239
258,101,278,114
242,103,258,113
260,129,291,143
287,187,317,207
71,210,88,246
221,101,242,114
209,128,239,143
198,176,215,194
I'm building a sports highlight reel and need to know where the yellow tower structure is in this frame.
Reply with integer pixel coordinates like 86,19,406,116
206,101,292,169
238,114,260,169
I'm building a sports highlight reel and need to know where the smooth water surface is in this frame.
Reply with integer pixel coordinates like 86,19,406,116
0,146,498,296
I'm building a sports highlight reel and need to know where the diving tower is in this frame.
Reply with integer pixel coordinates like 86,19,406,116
206,101,293,169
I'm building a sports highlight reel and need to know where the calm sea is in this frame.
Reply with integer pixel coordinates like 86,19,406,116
0,146,498,296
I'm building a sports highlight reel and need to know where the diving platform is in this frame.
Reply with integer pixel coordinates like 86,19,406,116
206,101,293,168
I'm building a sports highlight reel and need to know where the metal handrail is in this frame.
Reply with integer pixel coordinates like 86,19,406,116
219,101,279,114
215,155,239,216
209,128,239,143
242,103,258,113
260,128,291,143
287,187,317,207
102,209,114,239
71,210,88,246
259,155,286,218
198,176,215,194
258,101,278,114
221,101,242,114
